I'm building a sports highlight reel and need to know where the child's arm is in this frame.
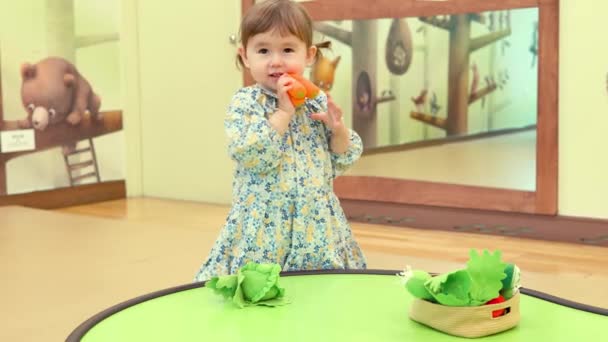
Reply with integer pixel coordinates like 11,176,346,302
329,126,351,154
329,129,363,177
325,97,350,154
225,89,283,174
310,92,363,177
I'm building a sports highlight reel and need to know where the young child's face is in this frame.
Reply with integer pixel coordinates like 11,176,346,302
239,30,316,92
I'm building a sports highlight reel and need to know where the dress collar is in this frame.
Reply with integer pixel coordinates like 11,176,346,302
256,84,279,100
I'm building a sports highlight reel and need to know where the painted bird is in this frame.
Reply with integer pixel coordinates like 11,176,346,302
411,89,428,113
430,92,441,115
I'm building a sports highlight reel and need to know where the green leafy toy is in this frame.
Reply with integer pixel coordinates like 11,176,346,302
399,249,520,307
402,268,435,301
426,269,473,306
205,262,290,308
500,263,521,300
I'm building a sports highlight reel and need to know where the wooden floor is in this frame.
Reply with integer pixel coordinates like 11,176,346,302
1,197,607,341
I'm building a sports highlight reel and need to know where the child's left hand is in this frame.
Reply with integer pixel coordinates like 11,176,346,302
310,95,347,134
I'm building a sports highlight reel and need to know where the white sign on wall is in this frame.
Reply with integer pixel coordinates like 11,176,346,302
0,129,36,153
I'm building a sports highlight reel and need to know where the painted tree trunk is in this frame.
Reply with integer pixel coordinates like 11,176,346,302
352,20,377,148
446,15,471,136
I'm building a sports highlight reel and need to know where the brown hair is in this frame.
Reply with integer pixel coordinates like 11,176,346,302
236,0,330,69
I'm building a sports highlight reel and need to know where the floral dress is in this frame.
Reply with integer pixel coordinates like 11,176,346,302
194,84,367,282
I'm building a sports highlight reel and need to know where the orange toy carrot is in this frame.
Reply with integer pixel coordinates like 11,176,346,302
287,82,307,107
287,72,320,107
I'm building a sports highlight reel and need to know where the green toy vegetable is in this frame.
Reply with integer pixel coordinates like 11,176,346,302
500,263,521,299
426,269,473,306
399,249,519,307
400,268,435,301
466,249,508,305
205,262,290,308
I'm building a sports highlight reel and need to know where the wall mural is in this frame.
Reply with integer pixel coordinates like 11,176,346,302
311,8,539,150
0,0,124,196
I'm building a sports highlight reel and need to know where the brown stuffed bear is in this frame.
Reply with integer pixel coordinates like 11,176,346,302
19,56,101,131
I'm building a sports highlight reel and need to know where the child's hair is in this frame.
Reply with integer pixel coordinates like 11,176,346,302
236,0,331,69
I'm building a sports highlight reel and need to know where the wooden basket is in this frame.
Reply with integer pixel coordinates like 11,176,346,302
409,292,520,338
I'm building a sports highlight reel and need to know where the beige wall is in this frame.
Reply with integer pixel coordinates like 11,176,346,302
124,0,608,220
558,0,608,219
122,0,241,204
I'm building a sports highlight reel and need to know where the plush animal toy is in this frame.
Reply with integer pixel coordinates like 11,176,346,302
19,57,101,131
287,73,320,107
310,55,341,92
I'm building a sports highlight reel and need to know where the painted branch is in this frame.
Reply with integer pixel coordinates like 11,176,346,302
0,111,122,162
75,33,120,48
375,94,396,104
468,84,497,104
410,111,447,130
418,16,452,31
313,22,352,46
469,28,511,53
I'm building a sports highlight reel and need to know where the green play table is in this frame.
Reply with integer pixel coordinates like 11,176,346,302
67,270,607,341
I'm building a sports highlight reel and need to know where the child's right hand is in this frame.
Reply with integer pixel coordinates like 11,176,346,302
277,74,295,116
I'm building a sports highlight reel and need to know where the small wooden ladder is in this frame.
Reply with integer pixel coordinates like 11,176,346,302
62,138,101,186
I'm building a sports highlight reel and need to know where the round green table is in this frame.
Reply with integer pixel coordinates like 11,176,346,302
68,270,607,341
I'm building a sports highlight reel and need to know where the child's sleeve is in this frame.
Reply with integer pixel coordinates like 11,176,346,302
225,89,283,174
312,92,364,178
331,129,363,177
